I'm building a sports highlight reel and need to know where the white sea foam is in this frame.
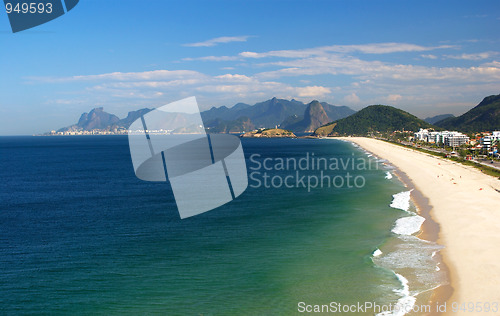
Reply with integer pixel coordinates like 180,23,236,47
382,163,396,171
373,235,445,287
377,273,417,316
373,248,383,257
392,215,425,236
390,190,413,212
375,189,444,316
385,172,393,179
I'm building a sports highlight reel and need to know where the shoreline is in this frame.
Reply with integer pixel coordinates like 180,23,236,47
340,137,500,316
353,138,452,315
389,161,454,315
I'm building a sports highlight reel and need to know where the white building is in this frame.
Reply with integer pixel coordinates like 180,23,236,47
444,133,469,147
414,128,469,146
414,129,429,141
428,131,442,144
480,131,500,150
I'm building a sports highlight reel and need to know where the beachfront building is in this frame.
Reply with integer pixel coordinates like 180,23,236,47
414,129,429,141
428,131,443,144
444,133,470,147
414,129,442,143
480,131,500,150
481,137,492,150
414,129,469,146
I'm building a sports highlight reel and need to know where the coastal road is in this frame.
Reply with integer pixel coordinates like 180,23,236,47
474,159,500,170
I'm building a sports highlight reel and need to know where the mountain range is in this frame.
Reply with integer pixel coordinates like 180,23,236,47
434,94,500,132
56,93,500,135
424,114,454,125
58,107,152,132
202,97,355,133
58,98,355,133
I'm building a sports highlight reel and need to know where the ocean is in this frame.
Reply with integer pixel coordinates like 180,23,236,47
0,136,445,315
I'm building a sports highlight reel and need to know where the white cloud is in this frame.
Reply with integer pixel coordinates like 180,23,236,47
239,43,455,59
182,56,240,62
421,54,438,59
28,70,206,83
444,51,498,60
296,86,331,98
48,99,84,105
90,78,205,90
326,43,454,54
344,93,360,104
214,74,253,82
253,54,500,84
32,68,336,109
482,61,500,67
387,94,403,102
183,36,251,47
28,41,500,115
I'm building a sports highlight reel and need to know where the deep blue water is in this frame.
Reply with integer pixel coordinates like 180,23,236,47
0,136,421,315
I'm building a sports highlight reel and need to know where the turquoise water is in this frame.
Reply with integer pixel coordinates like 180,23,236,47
0,136,443,315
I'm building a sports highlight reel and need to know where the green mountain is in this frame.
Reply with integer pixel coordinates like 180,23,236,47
313,105,434,136
435,94,500,132
283,100,331,132
424,114,454,125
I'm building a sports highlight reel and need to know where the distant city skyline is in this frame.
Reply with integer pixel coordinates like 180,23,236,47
1,0,499,135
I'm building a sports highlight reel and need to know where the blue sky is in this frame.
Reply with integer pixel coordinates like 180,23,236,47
1,0,499,135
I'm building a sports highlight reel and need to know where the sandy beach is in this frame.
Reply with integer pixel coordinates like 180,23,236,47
340,137,500,315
